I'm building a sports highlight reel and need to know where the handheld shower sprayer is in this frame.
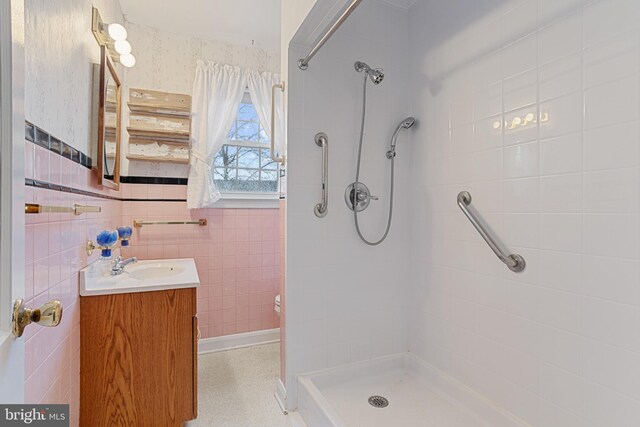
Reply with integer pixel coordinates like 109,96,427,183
387,117,416,159
355,61,384,85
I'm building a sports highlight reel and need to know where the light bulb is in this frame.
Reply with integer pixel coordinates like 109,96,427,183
108,23,127,41
114,40,131,55
524,112,535,123
120,53,136,68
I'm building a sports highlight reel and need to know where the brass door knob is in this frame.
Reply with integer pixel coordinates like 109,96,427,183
11,299,63,338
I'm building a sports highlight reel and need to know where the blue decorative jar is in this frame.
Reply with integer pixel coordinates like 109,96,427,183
118,226,133,247
96,230,118,258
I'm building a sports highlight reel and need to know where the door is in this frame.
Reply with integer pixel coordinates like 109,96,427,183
0,0,26,403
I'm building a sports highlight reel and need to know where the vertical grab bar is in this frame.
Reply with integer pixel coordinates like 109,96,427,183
457,191,526,273
271,81,285,165
314,133,328,218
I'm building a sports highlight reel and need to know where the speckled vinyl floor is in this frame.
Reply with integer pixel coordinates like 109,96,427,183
187,343,293,427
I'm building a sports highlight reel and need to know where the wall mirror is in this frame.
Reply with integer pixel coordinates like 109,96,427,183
94,45,121,189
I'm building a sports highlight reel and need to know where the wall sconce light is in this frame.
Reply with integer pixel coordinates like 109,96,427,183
493,111,549,131
92,7,136,68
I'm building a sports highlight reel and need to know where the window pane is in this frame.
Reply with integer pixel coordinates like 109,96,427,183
237,169,260,181
236,120,260,142
260,149,277,170
214,167,235,181
227,123,236,140
259,126,269,144
237,147,260,169
256,179,278,193
238,103,258,121
214,145,238,167
212,93,279,194
261,170,278,181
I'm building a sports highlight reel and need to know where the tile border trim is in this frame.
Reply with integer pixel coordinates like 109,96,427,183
26,121,93,169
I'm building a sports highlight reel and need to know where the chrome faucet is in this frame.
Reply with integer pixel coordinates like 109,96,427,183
111,256,138,276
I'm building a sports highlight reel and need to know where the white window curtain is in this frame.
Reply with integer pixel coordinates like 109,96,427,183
187,61,247,209
246,69,285,163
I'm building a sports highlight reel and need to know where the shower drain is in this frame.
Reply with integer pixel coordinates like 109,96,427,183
368,395,389,408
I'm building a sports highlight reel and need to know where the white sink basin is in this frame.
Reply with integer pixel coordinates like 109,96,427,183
80,258,200,296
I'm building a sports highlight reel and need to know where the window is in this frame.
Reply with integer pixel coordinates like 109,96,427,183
213,92,278,195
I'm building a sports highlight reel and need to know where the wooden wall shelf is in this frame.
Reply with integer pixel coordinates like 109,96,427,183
127,88,192,164
126,153,190,164
128,88,191,116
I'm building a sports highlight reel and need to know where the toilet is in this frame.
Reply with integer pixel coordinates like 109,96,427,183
274,294,281,316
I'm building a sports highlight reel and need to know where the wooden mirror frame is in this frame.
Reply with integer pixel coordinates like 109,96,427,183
97,45,121,190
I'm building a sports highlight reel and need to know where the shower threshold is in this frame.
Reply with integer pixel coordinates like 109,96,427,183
296,353,531,427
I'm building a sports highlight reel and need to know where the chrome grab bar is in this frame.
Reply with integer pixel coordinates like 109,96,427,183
457,191,526,273
314,132,328,218
298,0,364,70
270,81,285,164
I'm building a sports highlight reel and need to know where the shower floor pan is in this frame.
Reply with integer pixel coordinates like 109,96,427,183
297,353,529,427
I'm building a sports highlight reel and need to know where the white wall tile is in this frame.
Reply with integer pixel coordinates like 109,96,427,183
583,214,639,259
539,362,581,413
539,11,582,65
539,214,582,252
539,54,582,102
539,132,582,175
583,120,640,171
502,34,538,79
583,168,639,213
539,174,582,213
584,75,639,130
582,338,640,400
584,29,640,89
504,70,537,112
538,249,582,293
582,379,640,427
540,92,583,139
583,0,640,48
582,255,640,305
504,141,539,179
582,296,640,352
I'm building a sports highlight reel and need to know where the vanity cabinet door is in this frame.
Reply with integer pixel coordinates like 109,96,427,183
80,288,197,427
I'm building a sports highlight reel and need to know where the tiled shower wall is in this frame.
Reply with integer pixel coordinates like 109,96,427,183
409,0,640,425
120,184,280,338
285,0,411,407
24,137,122,424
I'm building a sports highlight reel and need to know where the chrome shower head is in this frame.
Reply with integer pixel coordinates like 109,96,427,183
387,117,416,159
399,117,416,129
355,61,384,85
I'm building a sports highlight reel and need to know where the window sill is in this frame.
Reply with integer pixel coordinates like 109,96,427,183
214,193,281,209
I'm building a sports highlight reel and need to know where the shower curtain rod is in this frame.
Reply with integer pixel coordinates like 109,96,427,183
298,0,364,70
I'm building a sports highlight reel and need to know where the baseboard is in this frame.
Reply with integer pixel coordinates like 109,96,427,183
274,378,288,415
198,328,280,354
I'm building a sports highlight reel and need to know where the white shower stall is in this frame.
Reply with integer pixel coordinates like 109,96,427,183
285,0,640,426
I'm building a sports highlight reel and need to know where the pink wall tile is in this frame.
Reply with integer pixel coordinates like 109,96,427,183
23,141,123,420
24,140,281,423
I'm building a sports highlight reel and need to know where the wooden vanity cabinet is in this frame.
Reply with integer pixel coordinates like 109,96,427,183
80,288,197,427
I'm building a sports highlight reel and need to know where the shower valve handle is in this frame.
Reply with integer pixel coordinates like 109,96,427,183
356,192,378,202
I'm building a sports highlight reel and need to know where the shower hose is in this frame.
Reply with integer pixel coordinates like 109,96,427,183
353,74,396,246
